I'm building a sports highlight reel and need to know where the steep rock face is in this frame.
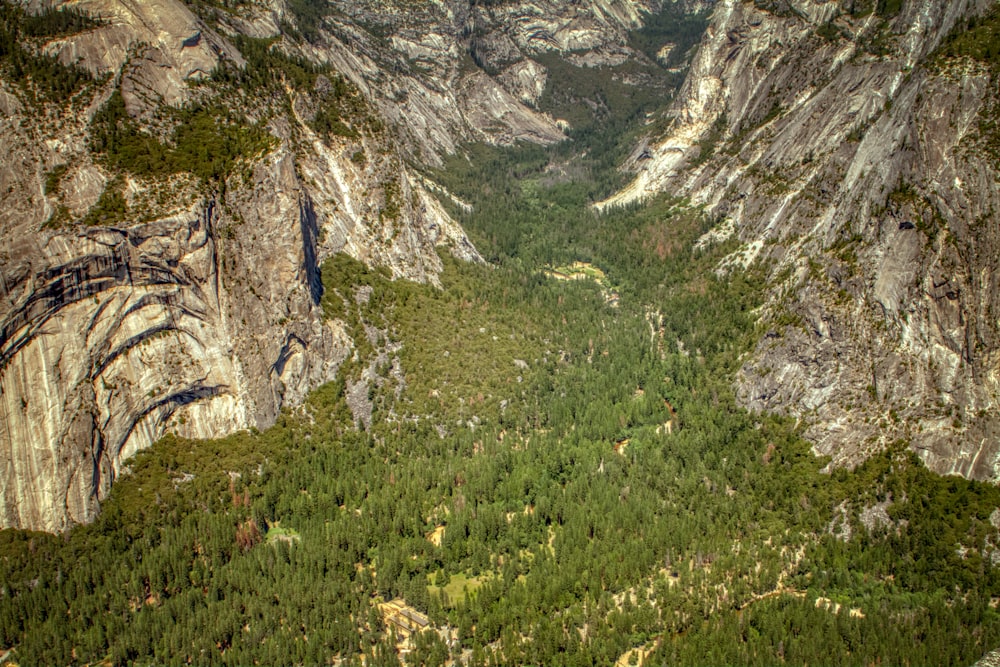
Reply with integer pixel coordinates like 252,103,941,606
605,0,1000,478
0,0,479,531
210,0,566,161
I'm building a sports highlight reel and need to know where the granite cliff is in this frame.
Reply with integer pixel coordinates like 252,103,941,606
604,0,1000,480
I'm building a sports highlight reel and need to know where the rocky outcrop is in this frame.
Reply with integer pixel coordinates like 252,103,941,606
978,646,1000,667
605,0,1000,479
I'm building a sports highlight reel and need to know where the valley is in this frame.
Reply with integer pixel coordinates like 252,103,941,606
2,114,999,667
1,0,1000,665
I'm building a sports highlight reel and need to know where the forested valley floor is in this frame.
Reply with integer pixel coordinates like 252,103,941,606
3,80,1000,667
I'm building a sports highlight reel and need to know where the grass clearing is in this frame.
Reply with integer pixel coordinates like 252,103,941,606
265,523,301,545
427,571,493,606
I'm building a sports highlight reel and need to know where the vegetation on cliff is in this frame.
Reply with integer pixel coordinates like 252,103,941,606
0,4,95,103
89,90,275,184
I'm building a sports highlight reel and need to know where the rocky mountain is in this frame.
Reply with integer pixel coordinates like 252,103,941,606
0,0,692,531
604,0,1000,481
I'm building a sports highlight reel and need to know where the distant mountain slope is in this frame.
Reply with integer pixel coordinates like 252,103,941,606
605,0,1000,480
